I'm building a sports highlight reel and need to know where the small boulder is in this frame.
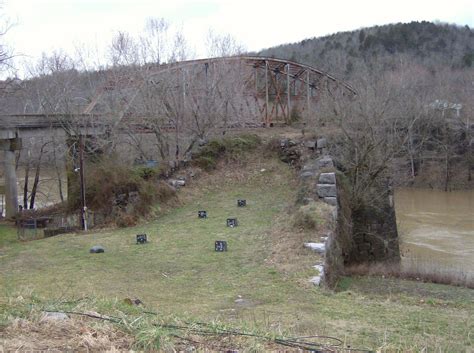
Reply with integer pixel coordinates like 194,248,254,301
300,171,316,179
317,138,327,149
198,138,208,146
169,179,185,187
309,275,322,286
90,245,105,253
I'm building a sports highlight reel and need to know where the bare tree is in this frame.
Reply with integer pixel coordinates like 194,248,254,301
205,30,245,58
141,17,170,64
108,31,139,67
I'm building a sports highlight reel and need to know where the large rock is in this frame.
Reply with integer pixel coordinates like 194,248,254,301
317,184,337,198
319,172,336,184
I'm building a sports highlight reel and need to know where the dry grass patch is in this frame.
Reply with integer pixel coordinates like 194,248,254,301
1,316,133,352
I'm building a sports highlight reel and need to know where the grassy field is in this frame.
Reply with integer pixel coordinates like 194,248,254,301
1,154,473,351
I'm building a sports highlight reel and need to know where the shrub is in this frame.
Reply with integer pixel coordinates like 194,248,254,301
116,212,138,228
192,134,262,171
133,166,158,180
68,158,176,222
155,181,177,202
293,201,321,230
193,156,217,171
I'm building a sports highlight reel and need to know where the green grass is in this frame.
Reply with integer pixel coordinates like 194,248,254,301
1,156,473,351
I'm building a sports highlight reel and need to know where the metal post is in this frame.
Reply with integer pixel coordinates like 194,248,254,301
255,67,258,93
79,135,87,231
287,64,291,122
265,61,269,125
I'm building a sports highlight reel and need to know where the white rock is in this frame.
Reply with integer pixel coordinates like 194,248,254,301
309,276,322,286
304,242,326,253
40,312,69,322
169,179,185,187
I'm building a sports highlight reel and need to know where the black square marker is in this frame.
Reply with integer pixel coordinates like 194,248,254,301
226,218,238,227
136,234,148,244
215,240,228,252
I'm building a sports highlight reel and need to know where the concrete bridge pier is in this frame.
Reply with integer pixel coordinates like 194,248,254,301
1,130,21,218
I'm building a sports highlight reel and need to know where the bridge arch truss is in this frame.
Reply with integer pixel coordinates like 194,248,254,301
86,56,356,129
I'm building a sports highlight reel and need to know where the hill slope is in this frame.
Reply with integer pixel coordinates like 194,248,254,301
259,21,474,79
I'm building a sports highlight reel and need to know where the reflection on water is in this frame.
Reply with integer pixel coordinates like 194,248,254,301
395,188,474,273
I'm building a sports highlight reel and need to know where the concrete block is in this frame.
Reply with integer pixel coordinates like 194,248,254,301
319,172,336,184
317,156,334,169
0,130,16,139
317,184,337,198
304,242,326,254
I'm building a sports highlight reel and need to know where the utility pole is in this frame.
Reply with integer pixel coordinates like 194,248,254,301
79,135,87,231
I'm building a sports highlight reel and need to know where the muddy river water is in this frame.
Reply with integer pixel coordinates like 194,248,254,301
395,188,474,274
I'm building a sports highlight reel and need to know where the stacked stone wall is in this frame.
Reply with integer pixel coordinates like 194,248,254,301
284,137,400,288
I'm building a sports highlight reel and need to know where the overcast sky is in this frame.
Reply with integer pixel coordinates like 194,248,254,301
3,0,474,75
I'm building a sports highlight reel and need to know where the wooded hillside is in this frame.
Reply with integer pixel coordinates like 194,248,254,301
259,21,474,78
